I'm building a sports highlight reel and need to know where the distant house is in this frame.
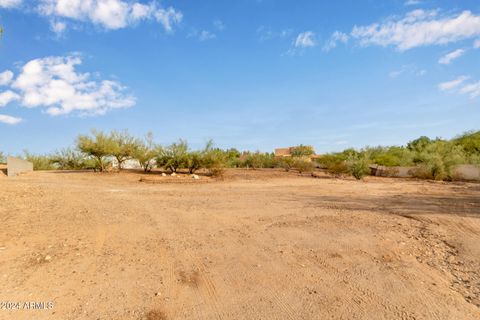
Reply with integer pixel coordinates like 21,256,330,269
274,146,320,161
274,147,294,158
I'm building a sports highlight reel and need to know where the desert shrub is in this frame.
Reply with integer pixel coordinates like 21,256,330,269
277,157,294,171
413,141,467,181
76,130,115,172
49,148,89,170
347,153,371,180
132,132,157,173
292,158,314,173
185,151,203,174
156,140,189,173
317,153,349,177
290,145,315,157
367,146,414,167
407,136,436,153
240,152,275,169
202,141,227,177
224,148,241,167
454,130,480,156
23,151,55,170
0,151,5,163
110,130,137,169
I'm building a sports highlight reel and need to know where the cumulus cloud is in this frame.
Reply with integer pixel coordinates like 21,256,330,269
0,90,20,106
438,49,466,64
323,31,349,51
438,76,469,91
351,10,480,51
0,114,22,125
0,70,14,86
295,31,316,48
0,0,22,8
38,0,182,32
0,55,135,116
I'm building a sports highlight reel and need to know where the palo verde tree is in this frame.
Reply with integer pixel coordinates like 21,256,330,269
156,139,189,173
132,132,158,172
76,130,115,172
110,130,137,169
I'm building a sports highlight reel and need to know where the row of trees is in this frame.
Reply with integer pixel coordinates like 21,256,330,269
15,130,317,175
5,129,480,181
317,131,480,180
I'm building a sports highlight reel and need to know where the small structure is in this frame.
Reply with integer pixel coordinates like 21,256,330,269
274,146,320,161
274,147,294,158
7,156,33,177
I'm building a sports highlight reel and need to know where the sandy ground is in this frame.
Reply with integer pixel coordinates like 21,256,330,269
0,169,479,320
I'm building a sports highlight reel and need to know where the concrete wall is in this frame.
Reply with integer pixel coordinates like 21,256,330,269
454,165,480,181
370,164,480,181
7,156,33,177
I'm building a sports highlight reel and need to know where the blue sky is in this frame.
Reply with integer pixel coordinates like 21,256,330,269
0,0,479,155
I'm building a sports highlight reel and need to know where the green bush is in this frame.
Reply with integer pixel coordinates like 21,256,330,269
347,154,370,180
0,151,5,163
292,158,314,173
240,152,275,169
201,141,228,177
413,141,466,180
317,154,349,177
277,157,294,172
454,130,480,157
367,146,414,167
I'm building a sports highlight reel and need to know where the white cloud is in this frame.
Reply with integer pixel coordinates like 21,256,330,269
188,29,216,41
439,76,480,99
438,76,469,91
0,90,20,106
295,31,316,48
438,49,465,64
257,26,292,41
323,31,349,51
38,0,182,32
474,39,480,48
404,0,421,5
389,65,426,78
0,114,22,125
199,30,215,41
460,81,480,98
0,0,21,8
351,10,480,51
6,55,135,116
213,19,225,31
50,20,67,36
0,70,14,86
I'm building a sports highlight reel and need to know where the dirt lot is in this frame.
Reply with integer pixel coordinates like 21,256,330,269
0,169,479,320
